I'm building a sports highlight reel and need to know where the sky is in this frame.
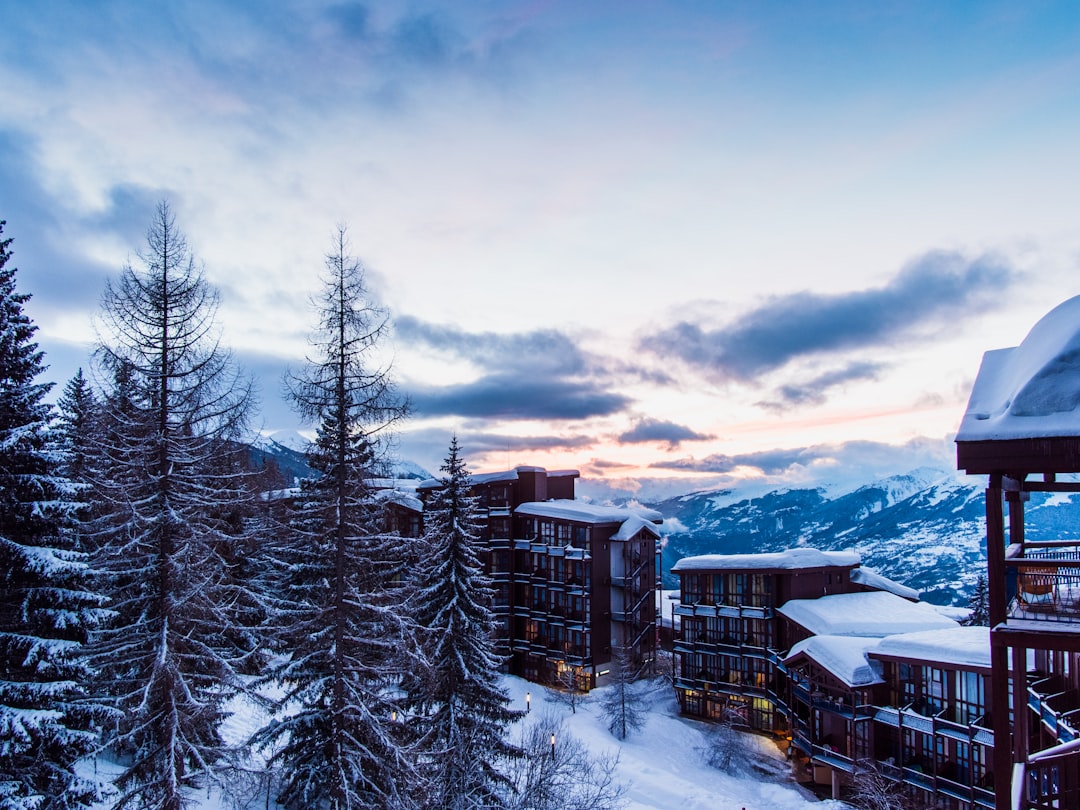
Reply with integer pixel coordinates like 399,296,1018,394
2,1,1080,501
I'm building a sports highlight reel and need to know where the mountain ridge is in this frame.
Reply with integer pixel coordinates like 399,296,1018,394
650,468,1080,605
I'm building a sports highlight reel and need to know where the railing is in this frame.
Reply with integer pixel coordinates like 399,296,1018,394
873,705,994,746
1005,542,1080,626
1028,677,1080,744
1021,749,1080,810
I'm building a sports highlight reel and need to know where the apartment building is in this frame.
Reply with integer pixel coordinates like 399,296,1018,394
671,549,1002,807
418,466,661,688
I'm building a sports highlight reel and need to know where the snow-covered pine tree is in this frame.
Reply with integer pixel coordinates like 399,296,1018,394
54,369,101,494
0,221,106,808
599,646,647,741
408,437,521,809
963,574,990,627
252,228,415,809
86,202,256,809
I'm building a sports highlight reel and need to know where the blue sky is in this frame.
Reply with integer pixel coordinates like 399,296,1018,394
2,1,1080,499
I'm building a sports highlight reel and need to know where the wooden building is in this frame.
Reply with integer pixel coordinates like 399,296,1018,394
956,295,1080,810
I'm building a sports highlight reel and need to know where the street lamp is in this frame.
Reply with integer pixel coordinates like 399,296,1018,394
550,732,556,761
526,692,531,713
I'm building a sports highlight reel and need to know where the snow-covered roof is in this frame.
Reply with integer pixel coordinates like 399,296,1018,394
957,295,1080,442
671,548,859,572
418,466,581,490
374,488,423,512
849,566,919,601
871,626,990,669
611,514,661,540
784,635,884,687
515,499,663,528
778,591,959,638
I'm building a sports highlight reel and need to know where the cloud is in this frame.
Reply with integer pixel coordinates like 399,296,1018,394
397,316,634,421
652,437,955,482
408,375,630,420
396,315,588,376
758,360,888,410
644,251,1018,381
397,425,597,475
618,417,713,449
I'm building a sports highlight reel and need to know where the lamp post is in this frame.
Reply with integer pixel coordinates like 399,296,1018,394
526,691,531,713
550,732,556,761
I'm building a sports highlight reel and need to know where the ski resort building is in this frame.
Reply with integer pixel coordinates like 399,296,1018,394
671,549,1001,807
956,295,1080,810
418,466,661,689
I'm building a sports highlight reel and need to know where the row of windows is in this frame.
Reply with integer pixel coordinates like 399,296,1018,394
680,572,773,608
888,662,988,724
681,616,773,648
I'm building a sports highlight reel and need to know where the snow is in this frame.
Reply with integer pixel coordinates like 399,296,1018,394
849,566,919,601
612,514,662,540
871,626,991,669
784,635,884,687
516,499,663,526
672,547,859,572
778,591,960,638
957,295,1080,441
84,675,842,810
418,466,579,489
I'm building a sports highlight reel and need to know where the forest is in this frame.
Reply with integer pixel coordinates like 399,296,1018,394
0,205,633,810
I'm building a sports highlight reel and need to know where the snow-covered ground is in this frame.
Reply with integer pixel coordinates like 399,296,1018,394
88,675,844,810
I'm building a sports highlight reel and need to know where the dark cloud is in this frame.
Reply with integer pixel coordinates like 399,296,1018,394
758,360,887,411
644,251,1018,381
618,417,713,449
408,375,630,420
652,437,953,479
396,316,587,376
398,316,635,421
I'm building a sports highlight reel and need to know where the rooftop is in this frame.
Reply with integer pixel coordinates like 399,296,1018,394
957,295,1080,443
871,626,991,669
785,635,884,687
778,591,959,638
515,499,663,530
672,547,859,572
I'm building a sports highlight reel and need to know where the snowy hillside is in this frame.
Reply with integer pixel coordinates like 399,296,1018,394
87,676,842,810
655,468,1080,604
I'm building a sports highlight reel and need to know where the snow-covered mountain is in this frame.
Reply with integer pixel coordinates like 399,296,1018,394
653,468,1080,605
247,430,431,486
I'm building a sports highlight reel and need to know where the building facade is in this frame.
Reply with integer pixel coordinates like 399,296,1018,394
672,549,999,807
419,466,661,688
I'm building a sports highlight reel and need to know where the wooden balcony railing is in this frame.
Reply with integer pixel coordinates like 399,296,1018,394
1005,542,1080,626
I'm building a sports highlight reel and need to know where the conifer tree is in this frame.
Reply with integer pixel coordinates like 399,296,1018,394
963,574,990,627
253,228,415,809
87,202,256,809
599,646,647,741
408,437,521,809
0,221,106,808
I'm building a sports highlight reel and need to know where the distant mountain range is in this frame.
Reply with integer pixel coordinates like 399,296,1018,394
246,430,431,487
650,468,1080,605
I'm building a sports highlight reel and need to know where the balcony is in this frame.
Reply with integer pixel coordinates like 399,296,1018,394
1028,675,1080,743
1005,542,1080,627
674,600,774,621
1019,745,1080,810
873,705,994,747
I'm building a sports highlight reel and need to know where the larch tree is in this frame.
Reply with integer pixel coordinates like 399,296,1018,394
0,221,106,808
253,227,415,809
408,436,521,809
87,202,256,810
